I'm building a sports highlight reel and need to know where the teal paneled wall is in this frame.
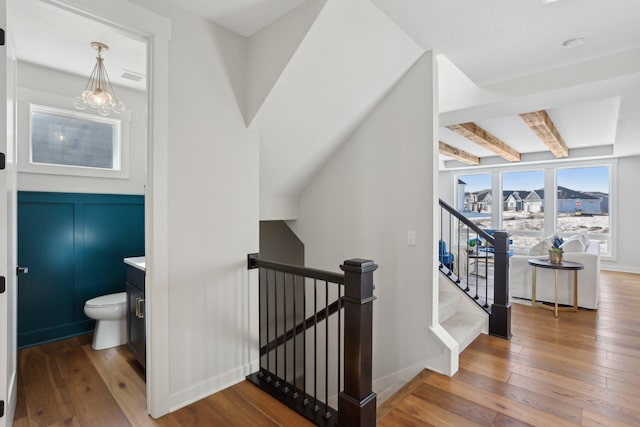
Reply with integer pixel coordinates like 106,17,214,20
17,192,144,348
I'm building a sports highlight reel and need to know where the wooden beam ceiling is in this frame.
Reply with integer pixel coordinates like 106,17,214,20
446,122,521,162
439,141,480,165
519,110,569,158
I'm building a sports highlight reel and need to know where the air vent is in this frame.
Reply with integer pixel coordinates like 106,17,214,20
121,70,145,82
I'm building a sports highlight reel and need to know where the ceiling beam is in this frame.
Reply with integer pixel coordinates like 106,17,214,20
519,110,569,158
446,123,521,162
439,141,480,165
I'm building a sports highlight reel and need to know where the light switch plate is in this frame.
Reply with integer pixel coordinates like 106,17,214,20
407,231,416,246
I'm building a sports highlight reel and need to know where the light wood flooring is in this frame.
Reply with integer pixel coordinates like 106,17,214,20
14,270,640,426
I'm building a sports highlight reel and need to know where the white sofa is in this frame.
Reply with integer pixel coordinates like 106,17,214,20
509,237,600,309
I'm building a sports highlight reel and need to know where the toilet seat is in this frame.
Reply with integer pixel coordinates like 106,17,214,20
85,292,126,308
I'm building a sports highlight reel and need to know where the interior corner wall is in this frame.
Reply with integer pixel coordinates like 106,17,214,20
290,51,441,401
604,155,640,273
16,61,147,195
245,0,327,125
260,221,304,266
126,0,260,410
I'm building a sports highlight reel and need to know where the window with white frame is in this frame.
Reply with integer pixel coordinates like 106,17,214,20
28,104,121,171
556,165,610,255
454,162,614,258
502,170,544,250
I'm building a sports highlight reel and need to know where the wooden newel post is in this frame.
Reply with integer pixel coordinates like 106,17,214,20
338,258,378,427
490,231,512,339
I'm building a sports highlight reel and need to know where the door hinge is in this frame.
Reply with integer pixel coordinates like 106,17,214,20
0,153,4,170
0,276,5,294
0,28,4,46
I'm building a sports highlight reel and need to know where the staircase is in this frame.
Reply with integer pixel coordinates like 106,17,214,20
439,273,487,352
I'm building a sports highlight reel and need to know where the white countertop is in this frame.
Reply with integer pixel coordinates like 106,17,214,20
124,256,146,272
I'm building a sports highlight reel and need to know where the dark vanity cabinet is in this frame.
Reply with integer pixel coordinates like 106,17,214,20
126,264,146,368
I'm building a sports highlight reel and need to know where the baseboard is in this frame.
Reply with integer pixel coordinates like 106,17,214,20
601,265,640,274
169,359,260,412
373,361,429,405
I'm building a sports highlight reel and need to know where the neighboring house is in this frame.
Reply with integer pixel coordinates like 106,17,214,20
475,189,492,213
503,191,529,212
587,191,610,214
523,189,544,213
468,187,605,215
557,186,602,214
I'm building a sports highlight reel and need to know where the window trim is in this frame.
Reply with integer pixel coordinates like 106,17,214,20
17,87,131,180
29,104,122,172
453,159,616,260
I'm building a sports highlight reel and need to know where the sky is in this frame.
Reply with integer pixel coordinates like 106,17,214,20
458,166,609,194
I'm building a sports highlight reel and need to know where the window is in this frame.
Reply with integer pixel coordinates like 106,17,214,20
556,166,610,255
502,170,544,249
456,173,492,228
27,104,122,173
453,162,614,259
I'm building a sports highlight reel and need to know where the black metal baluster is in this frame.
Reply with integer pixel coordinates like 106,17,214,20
465,225,471,290
447,208,453,276
337,284,342,405
283,271,289,393
474,231,480,299
258,267,263,377
325,281,330,419
313,279,319,412
293,274,298,399
265,268,271,382
456,214,461,283
274,270,280,388
303,277,308,406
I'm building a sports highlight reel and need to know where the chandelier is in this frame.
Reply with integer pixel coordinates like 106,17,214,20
73,42,125,116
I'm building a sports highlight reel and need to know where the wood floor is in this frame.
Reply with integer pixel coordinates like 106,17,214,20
14,270,639,426
378,270,640,426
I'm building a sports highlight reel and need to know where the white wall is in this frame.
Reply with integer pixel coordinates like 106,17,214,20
126,0,260,411
605,155,640,273
16,62,147,195
290,52,452,403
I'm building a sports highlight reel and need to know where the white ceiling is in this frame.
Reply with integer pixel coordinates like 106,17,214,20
10,0,640,167
11,0,147,91
164,0,307,37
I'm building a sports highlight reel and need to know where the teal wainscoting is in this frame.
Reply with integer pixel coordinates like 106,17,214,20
17,191,144,348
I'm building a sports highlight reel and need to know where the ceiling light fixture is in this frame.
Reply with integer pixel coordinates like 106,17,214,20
540,0,560,4
562,36,586,49
73,42,125,116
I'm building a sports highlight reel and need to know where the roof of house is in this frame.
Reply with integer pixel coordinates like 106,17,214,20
556,186,600,200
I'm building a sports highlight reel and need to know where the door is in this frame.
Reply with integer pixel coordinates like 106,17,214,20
0,2,18,425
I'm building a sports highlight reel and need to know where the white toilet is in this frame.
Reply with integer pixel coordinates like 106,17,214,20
83,292,127,350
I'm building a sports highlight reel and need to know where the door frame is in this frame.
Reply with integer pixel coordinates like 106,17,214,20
0,2,18,424
37,0,172,418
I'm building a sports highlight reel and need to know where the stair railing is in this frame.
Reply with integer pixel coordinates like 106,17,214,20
247,254,377,426
438,199,512,339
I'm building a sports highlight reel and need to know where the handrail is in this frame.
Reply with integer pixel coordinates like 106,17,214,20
248,254,344,284
439,198,495,244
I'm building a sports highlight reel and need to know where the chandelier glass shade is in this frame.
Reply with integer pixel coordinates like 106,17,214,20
73,42,125,116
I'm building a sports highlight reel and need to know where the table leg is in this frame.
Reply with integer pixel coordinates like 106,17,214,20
554,269,559,318
573,270,578,311
531,266,537,306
